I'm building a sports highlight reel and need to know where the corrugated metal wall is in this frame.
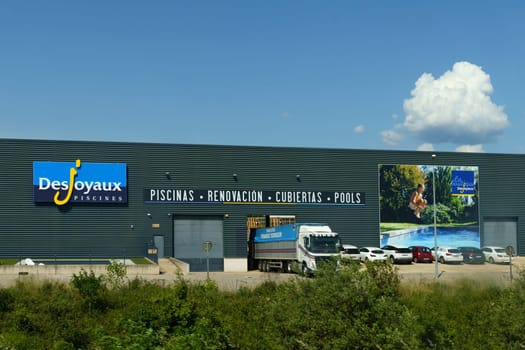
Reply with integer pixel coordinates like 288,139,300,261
1,138,524,258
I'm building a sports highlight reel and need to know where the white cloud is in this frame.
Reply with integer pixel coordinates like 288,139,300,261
417,143,434,151
403,61,509,144
354,124,365,134
381,130,403,146
455,144,485,153
281,112,289,118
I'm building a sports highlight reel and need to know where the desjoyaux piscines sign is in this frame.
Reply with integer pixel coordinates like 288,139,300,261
33,160,127,205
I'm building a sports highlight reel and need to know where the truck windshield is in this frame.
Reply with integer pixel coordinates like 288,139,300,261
309,236,341,254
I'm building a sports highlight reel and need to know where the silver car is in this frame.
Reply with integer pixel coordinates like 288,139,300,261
381,245,413,264
359,247,387,262
437,246,463,264
481,246,510,264
340,244,360,262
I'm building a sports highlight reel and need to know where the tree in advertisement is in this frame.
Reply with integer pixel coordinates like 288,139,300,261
379,164,426,223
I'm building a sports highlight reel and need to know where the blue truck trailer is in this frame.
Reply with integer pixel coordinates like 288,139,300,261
252,223,341,274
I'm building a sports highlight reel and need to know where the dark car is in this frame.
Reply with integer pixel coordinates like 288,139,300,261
458,246,485,264
409,245,434,263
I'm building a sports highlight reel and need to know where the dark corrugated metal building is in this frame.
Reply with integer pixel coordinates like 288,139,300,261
0,138,523,271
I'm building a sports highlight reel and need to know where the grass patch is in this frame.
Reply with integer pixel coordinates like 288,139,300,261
130,257,153,265
380,222,425,233
380,221,478,233
0,259,19,265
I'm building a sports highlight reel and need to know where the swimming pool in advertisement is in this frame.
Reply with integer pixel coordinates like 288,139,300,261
380,225,480,248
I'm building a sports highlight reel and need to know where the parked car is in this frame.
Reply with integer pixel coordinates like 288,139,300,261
481,246,510,264
458,246,485,264
436,246,463,264
381,245,413,264
409,245,434,263
430,247,437,259
359,247,387,262
340,244,360,262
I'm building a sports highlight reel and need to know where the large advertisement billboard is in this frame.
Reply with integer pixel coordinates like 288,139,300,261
379,164,479,248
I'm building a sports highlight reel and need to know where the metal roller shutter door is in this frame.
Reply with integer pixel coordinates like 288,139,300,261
173,218,224,272
483,219,517,251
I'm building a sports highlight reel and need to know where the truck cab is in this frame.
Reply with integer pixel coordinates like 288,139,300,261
297,224,341,274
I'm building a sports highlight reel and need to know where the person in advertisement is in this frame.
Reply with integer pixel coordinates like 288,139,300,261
409,183,427,219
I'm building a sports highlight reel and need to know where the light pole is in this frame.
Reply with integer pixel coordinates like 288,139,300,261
202,240,213,280
432,154,438,278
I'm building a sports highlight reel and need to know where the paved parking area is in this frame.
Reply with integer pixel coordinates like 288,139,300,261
176,257,522,290
396,258,519,284
0,257,521,290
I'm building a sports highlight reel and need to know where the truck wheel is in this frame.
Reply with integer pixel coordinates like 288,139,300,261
282,261,291,273
258,261,263,272
264,261,270,272
286,262,293,273
302,263,309,276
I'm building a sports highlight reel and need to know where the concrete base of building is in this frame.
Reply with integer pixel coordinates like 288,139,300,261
0,264,160,276
224,258,247,272
164,257,189,275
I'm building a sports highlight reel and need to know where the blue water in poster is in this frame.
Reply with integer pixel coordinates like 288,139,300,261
381,226,480,248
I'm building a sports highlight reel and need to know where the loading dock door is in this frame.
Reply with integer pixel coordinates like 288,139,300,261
483,218,517,251
173,218,224,272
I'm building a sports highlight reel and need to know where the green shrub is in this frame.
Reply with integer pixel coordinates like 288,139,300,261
71,269,107,312
0,289,14,312
400,279,521,349
222,261,420,349
3,263,525,348
105,261,127,289
421,203,453,224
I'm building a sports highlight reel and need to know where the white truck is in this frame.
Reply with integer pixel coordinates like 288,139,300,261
252,223,341,274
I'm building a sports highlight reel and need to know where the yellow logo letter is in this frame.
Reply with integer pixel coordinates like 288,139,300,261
54,159,81,206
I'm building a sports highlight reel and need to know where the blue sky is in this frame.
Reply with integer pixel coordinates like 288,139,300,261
1,1,523,153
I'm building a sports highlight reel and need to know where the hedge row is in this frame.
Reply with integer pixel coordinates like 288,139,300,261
0,263,523,349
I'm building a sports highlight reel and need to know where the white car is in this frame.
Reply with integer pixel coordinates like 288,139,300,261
381,245,413,264
436,246,463,264
430,247,437,258
340,244,360,261
481,246,510,264
359,247,387,262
